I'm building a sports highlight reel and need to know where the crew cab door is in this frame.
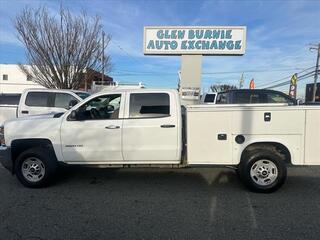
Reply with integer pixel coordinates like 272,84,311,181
60,93,124,163
122,92,180,162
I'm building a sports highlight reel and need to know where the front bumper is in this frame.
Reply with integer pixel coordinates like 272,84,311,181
0,145,12,173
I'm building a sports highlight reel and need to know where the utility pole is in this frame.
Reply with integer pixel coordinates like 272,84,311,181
310,43,320,102
101,31,105,84
239,72,244,89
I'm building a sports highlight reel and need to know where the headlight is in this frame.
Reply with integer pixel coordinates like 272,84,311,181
0,126,4,146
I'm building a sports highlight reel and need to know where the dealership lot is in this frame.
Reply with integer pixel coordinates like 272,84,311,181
0,165,320,240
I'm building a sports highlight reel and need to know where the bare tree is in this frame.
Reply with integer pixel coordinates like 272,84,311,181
210,84,237,92
15,6,111,89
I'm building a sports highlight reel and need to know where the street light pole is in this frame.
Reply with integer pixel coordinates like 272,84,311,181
311,43,320,102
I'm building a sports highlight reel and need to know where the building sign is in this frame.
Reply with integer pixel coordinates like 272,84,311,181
181,87,200,100
144,26,246,55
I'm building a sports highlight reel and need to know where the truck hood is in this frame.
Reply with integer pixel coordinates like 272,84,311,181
4,113,63,146
5,112,64,125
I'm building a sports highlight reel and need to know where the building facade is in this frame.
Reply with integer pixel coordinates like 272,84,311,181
0,64,44,94
0,64,113,94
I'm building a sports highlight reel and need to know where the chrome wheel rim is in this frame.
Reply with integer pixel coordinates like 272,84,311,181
21,157,46,182
250,159,278,186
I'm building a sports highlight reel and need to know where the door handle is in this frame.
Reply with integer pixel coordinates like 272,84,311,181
217,134,227,140
105,125,120,129
21,110,29,114
264,112,271,122
161,124,175,128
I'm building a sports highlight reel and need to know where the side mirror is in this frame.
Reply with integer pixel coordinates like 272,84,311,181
69,110,78,120
106,105,115,113
68,100,78,109
296,99,302,105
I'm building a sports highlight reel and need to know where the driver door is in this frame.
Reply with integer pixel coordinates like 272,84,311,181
60,93,124,163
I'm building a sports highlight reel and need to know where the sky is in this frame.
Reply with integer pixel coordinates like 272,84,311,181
0,0,320,97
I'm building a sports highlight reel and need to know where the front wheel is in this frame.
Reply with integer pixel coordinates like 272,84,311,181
238,149,287,193
15,147,57,188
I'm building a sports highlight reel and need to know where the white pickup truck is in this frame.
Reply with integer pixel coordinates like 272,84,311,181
1,88,320,192
0,89,89,125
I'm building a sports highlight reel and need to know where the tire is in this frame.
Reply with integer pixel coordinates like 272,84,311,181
238,148,287,193
15,147,57,188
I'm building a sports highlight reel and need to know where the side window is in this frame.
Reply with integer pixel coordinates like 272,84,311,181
267,93,292,104
54,93,78,109
204,94,216,103
129,93,170,118
0,94,21,105
74,92,91,99
75,94,121,120
234,92,251,103
234,92,263,103
25,92,49,107
249,93,262,103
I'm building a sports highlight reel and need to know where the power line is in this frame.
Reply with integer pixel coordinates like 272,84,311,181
256,66,316,88
111,67,308,76
110,39,144,66
266,72,315,89
265,70,319,89
203,67,305,75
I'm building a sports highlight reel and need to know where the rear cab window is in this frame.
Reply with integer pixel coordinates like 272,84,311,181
204,94,216,103
129,93,170,118
0,94,21,105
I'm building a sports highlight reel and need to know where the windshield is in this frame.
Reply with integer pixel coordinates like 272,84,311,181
73,92,91,99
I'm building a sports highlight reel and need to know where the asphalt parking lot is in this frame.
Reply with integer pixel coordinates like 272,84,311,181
1,165,320,240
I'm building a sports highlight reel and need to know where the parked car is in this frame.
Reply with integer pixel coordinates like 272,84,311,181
0,89,89,125
1,88,320,193
0,93,22,126
202,89,297,105
200,92,217,104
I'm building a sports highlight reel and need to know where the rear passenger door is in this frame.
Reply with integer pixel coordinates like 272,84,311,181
19,91,51,117
122,92,180,163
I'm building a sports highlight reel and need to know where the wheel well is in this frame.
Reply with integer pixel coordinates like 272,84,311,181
241,142,292,164
11,139,57,172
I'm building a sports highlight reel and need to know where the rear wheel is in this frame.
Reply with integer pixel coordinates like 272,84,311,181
238,148,287,193
15,147,57,188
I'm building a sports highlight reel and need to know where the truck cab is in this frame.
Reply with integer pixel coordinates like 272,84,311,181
60,89,182,164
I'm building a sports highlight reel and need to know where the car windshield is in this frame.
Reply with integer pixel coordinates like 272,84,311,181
73,92,91,99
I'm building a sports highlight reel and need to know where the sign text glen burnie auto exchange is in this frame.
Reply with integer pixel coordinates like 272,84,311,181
144,26,246,55
147,29,241,51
